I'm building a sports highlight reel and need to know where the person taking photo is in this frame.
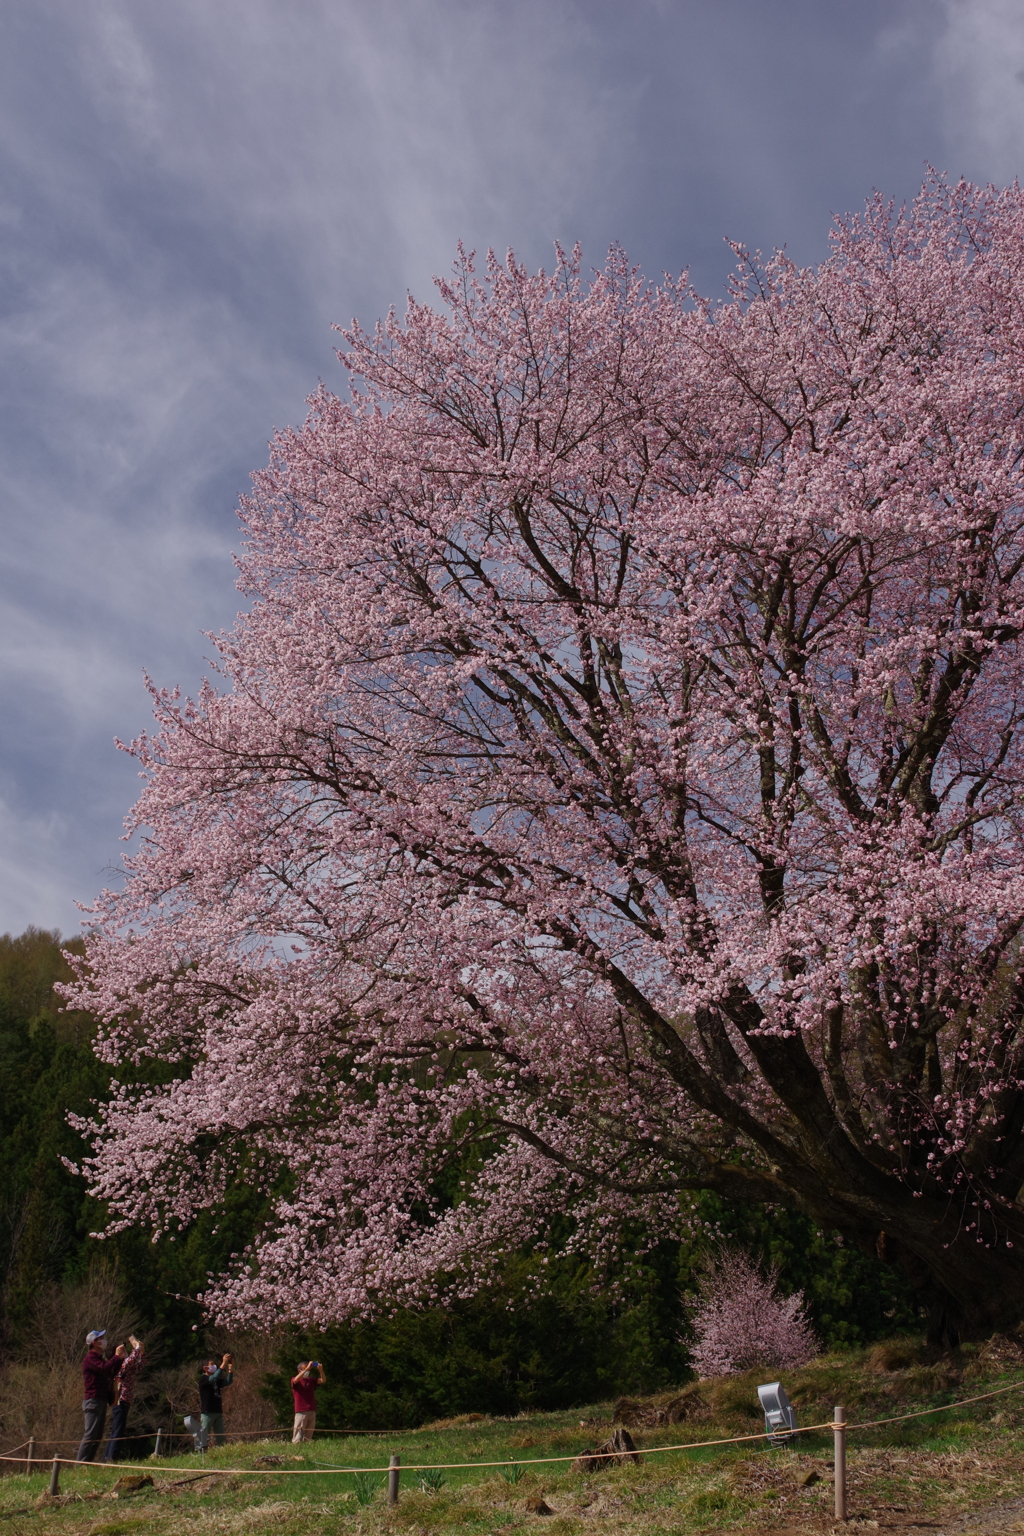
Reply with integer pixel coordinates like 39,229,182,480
102,1335,144,1462
197,1352,234,1447
76,1330,122,1462
290,1360,326,1442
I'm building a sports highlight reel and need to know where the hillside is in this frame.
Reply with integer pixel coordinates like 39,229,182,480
4,1333,1024,1536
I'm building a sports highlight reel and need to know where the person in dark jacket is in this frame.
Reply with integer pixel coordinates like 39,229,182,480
197,1353,233,1447
76,1331,123,1462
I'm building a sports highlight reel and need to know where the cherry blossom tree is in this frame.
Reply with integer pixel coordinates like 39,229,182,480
65,176,1024,1342
688,1248,819,1377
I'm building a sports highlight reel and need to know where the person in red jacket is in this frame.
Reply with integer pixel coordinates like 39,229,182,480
76,1331,123,1462
290,1360,326,1443
102,1335,144,1462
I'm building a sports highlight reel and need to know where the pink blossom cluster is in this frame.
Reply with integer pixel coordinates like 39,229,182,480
688,1248,819,1377
62,176,1024,1330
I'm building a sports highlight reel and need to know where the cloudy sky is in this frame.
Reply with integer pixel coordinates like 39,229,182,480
2,0,1024,936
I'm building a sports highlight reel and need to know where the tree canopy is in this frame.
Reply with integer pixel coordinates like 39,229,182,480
67,176,1024,1342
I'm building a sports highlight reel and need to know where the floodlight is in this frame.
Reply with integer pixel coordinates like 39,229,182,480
184,1413,209,1452
757,1381,797,1445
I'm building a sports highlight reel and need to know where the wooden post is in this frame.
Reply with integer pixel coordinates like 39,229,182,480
387,1453,400,1506
49,1456,60,1497
153,1428,163,1458
834,1405,847,1522
25,1438,35,1476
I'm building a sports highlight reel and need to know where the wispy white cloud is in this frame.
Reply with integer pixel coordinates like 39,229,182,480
932,0,1024,182
0,0,629,933
0,793,78,939
1,0,1022,935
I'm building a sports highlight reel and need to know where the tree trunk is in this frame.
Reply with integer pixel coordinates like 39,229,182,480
779,1178,1022,1341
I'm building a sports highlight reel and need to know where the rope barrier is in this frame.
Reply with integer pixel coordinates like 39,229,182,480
2,1427,314,1452
845,1377,1024,1431
0,1420,491,1453
0,1425,839,1474
3,1375,1021,1479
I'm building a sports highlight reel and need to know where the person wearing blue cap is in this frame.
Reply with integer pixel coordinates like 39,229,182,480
76,1330,123,1462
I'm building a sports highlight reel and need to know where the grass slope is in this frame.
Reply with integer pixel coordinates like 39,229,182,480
3,1334,1024,1536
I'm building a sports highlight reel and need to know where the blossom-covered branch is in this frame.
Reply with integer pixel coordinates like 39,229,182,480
65,176,1024,1341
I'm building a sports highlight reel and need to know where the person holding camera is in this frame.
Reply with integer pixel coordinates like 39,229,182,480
196,1352,234,1447
76,1330,123,1462
290,1360,326,1442
102,1334,144,1462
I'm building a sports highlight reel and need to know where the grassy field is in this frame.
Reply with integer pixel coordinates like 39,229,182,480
3,1334,1024,1536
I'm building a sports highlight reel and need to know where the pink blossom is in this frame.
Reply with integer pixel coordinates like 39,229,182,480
61,178,1024,1337
688,1248,820,1377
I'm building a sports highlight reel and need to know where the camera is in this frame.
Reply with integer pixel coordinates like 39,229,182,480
310,1360,319,1368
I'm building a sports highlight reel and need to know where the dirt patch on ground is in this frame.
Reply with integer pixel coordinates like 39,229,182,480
935,1495,1024,1536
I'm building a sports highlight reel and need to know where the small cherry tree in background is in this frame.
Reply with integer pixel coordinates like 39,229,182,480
64,176,1024,1344
688,1249,819,1378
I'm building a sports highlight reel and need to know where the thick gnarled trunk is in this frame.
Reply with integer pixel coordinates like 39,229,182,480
691,1141,1024,1342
